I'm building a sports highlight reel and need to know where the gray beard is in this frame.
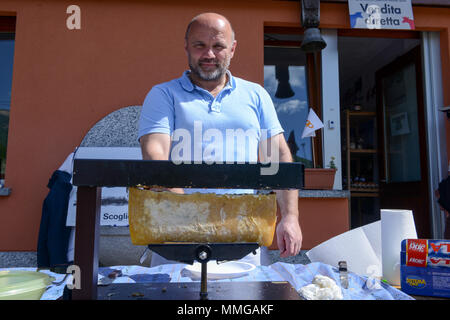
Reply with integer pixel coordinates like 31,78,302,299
189,60,230,81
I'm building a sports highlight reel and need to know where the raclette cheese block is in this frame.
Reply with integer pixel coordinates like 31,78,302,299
128,187,277,247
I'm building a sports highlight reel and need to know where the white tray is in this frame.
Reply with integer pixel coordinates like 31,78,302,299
184,261,255,279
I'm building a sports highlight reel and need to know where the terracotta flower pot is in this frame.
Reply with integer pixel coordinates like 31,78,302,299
304,168,337,190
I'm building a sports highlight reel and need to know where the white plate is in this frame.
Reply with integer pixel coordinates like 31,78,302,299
184,261,255,280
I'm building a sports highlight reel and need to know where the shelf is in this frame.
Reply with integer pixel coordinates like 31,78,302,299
350,149,377,154
345,111,378,200
350,187,379,193
346,111,377,117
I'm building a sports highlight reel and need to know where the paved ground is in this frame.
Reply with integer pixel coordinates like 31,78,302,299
0,252,38,268
0,250,311,268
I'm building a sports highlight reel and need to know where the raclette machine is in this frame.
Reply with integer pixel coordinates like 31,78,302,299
70,159,304,300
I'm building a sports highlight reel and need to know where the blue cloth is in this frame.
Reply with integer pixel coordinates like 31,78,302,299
268,262,414,300
37,170,73,269
146,262,413,300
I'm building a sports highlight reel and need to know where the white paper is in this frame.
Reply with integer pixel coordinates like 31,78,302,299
306,221,382,278
58,152,74,175
66,147,142,226
381,209,417,285
307,210,417,285
361,220,382,263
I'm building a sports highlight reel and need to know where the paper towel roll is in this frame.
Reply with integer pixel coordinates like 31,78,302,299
381,209,417,285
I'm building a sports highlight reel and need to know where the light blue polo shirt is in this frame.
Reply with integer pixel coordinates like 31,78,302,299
138,70,284,194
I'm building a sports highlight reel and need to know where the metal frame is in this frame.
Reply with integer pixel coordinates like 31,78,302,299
422,31,447,238
70,160,304,300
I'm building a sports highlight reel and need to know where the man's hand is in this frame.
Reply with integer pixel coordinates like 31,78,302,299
259,133,303,257
275,187,302,257
151,187,185,194
276,214,303,257
140,133,185,194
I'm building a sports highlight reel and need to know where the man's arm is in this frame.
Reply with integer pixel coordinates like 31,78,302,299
140,133,184,194
259,133,302,257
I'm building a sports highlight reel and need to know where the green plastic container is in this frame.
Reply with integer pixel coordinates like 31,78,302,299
0,270,55,300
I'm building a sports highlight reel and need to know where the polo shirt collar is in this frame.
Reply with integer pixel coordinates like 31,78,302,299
180,70,236,92
180,71,195,92
224,71,236,90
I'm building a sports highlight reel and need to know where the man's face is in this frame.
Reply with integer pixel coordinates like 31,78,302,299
185,22,236,81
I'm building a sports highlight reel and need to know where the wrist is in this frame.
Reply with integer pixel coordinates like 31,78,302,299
280,212,299,221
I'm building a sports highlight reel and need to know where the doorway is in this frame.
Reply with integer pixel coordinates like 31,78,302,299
338,33,430,237
376,45,430,238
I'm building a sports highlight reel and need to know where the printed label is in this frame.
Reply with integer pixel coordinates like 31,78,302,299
406,239,428,267
428,257,450,268
428,241,450,255
348,0,415,30
406,275,427,289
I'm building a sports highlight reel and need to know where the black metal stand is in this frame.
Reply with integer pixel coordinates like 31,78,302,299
70,160,304,300
148,242,260,300
200,262,208,300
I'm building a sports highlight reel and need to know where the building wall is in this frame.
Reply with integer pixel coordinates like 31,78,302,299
0,0,449,250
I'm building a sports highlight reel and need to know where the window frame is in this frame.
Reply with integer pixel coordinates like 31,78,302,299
264,26,323,167
0,15,16,187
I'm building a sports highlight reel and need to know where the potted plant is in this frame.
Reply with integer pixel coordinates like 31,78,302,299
304,157,337,190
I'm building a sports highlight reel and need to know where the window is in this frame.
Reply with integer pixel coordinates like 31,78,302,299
264,30,322,168
0,17,15,182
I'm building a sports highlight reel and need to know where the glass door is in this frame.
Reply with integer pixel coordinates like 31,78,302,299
376,46,430,238
382,63,421,183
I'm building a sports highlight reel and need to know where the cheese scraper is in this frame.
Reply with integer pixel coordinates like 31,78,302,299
338,261,349,289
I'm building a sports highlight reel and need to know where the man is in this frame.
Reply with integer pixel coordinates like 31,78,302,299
138,12,302,266
436,177,450,239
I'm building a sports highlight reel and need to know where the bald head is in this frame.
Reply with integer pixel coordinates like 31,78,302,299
184,12,237,84
185,12,235,42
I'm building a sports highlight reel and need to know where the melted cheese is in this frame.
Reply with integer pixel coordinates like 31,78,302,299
128,188,277,246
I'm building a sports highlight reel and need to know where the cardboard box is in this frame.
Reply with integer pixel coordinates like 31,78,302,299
400,239,450,298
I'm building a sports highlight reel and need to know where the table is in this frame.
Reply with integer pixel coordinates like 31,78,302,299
1,262,414,300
